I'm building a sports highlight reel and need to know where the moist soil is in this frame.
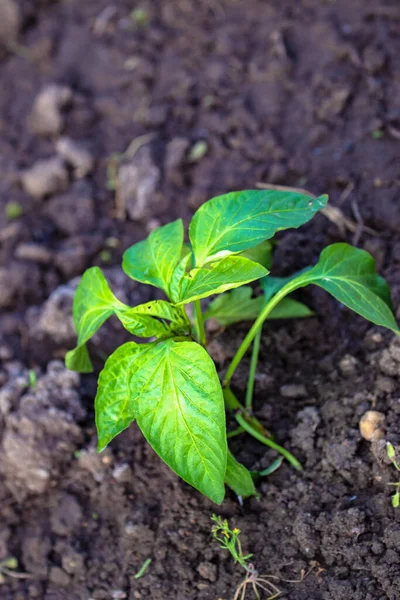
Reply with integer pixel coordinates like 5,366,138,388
1,1,400,599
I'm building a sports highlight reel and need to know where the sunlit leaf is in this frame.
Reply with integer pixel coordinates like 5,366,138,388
175,256,268,305
122,220,184,297
280,244,399,332
65,267,128,372
96,339,227,503
189,190,328,266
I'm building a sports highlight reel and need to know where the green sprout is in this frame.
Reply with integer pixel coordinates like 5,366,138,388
188,140,208,162
5,201,23,220
387,442,400,508
65,189,399,504
211,515,281,599
130,8,149,28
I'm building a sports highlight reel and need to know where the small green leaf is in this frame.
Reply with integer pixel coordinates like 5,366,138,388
65,267,128,373
116,310,171,338
115,300,190,338
393,490,400,508
66,344,93,373
175,256,268,305
267,298,314,320
204,287,264,326
189,190,328,266
204,285,312,327
387,442,396,461
130,339,227,503
289,244,399,333
122,220,184,297
169,252,193,303
95,342,153,451
225,451,256,498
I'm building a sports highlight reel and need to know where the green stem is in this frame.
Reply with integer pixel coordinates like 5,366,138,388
235,413,302,471
245,326,262,410
194,299,206,347
223,387,301,471
223,279,302,388
224,386,271,437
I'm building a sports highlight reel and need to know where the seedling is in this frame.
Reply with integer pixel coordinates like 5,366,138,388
66,189,399,504
211,514,281,599
5,201,23,220
386,442,400,507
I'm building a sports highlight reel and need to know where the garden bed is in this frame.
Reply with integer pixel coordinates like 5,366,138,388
1,1,400,599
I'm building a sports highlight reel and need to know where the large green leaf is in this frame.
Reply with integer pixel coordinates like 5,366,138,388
116,300,190,337
282,244,399,332
134,340,226,503
189,190,328,266
122,220,184,297
95,342,152,450
204,286,312,327
65,267,128,373
225,451,256,498
174,256,268,305
96,339,227,502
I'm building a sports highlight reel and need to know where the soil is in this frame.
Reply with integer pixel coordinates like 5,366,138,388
1,0,400,599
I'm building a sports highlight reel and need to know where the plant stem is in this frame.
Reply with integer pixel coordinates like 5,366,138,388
245,327,262,410
223,279,302,388
235,413,302,471
223,387,271,436
194,299,207,347
223,387,301,470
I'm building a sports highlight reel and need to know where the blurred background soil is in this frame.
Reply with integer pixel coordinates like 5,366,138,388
1,1,400,598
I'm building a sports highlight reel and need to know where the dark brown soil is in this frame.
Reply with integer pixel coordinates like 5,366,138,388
1,1,400,599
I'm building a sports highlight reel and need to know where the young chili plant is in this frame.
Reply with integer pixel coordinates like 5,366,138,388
66,190,399,504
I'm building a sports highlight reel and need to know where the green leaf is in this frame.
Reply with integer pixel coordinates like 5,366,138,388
169,252,193,303
115,300,190,337
100,339,227,503
393,490,400,508
65,344,93,373
204,287,264,326
239,240,273,269
204,285,312,327
267,298,314,320
175,256,268,305
95,342,152,450
189,190,328,266
122,220,184,297
289,244,399,333
225,451,256,498
65,267,128,373
387,442,396,461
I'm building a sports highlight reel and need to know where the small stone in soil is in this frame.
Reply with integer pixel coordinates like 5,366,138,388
359,410,386,442
20,157,69,199
280,383,308,398
28,84,72,137
56,136,94,178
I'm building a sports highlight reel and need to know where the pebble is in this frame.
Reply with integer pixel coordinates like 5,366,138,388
56,136,94,178
28,84,72,136
280,383,308,398
117,146,164,221
0,0,20,48
359,410,385,442
21,157,69,199
14,243,52,264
